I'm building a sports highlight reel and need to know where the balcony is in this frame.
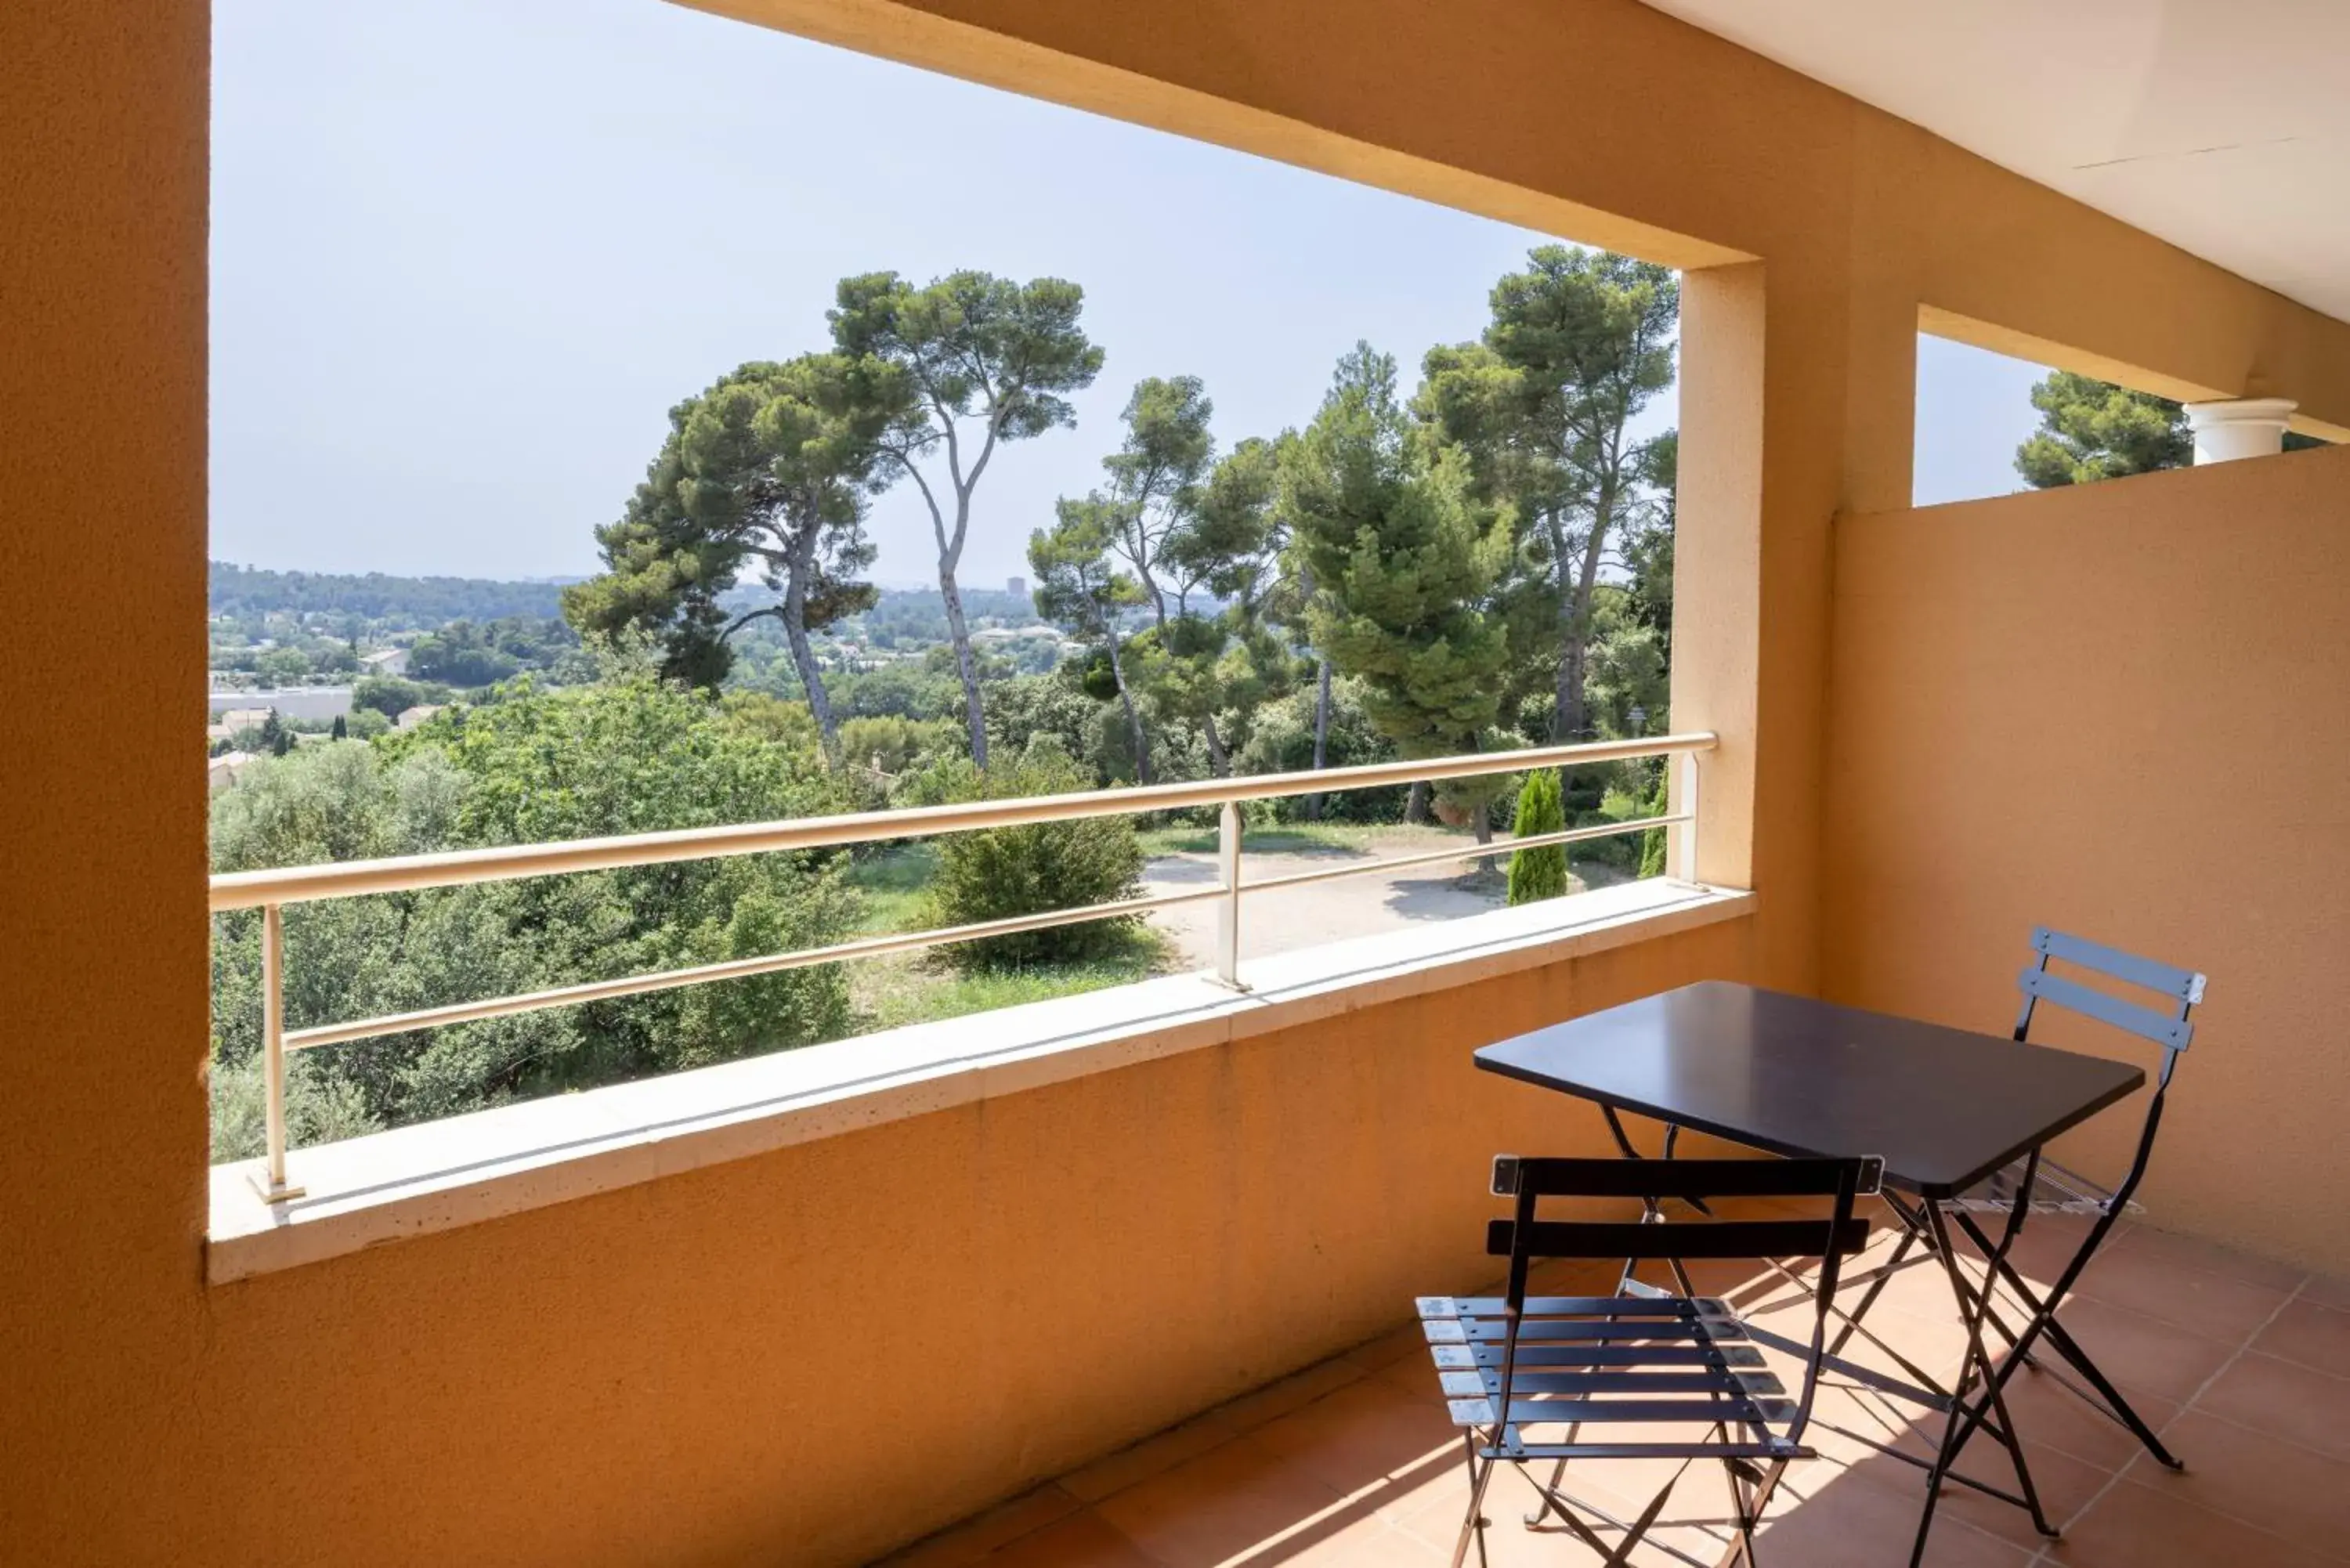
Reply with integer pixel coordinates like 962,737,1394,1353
14,0,2350,1565
879,1212,2350,1568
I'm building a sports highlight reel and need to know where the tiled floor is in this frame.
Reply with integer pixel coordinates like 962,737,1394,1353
880,1209,2350,1566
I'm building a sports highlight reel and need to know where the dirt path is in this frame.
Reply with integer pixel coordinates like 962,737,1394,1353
1142,826,1623,968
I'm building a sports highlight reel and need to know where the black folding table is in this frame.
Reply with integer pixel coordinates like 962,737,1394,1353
1473,980,2148,1565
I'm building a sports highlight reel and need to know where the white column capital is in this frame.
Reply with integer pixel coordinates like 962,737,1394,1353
2182,397,2298,464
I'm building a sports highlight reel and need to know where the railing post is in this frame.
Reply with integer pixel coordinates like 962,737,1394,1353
1214,800,1246,990
1672,750,1701,884
258,902,304,1202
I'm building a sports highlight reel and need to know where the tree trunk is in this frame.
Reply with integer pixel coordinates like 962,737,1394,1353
1201,710,1230,777
781,576,840,770
1465,733,1499,877
1304,656,1332,821
1554,481,1618,748
1105,631,1150,785
1405,779,1431,823
938,564,988,769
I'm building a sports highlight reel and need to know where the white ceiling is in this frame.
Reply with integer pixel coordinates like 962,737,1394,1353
1636,0,2350,323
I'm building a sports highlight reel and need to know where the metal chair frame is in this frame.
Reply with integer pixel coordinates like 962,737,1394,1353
1596,1108,2060,1568
1766,926,2204,1565
1931,927,2206,1473
1420,1153,1877,1568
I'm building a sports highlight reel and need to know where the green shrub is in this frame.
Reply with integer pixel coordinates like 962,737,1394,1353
838,714,962,775
924,740,1147,970
1637,779,1670,879
1507,769,1569,905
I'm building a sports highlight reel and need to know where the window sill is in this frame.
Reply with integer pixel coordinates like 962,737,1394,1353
206,878,1753,1284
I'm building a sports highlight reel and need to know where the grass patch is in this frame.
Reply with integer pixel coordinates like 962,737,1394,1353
848,924,1172,1035
844,841,939,935
1135,821,1436,857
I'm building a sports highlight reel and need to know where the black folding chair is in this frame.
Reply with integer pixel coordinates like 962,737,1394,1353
1932,926,2207,1473
1419,1154,1878,1568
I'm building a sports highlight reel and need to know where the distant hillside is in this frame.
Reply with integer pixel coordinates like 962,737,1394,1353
209,562,570,621
209,562,1043,628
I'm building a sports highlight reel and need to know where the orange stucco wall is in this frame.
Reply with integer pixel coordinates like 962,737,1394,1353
10,917,1755,1566
1824,443,2350,1273
9,0,2350,1563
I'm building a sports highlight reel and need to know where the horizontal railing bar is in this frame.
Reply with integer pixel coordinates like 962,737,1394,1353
284,883,1232,1051
211,732,1715,910
1237,813,1690,896
283,813,1694,1052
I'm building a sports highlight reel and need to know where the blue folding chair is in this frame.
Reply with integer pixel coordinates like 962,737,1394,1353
1937,927,2207,1475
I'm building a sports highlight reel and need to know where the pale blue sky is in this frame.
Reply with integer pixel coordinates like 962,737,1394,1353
209,0,2041,587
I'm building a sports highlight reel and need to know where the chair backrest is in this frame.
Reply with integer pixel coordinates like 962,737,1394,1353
2014,925,2207,1209
2015,927,2204,1057
1485,1154,1878,1440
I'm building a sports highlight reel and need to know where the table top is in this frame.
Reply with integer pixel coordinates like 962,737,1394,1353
1473,981,2145,1198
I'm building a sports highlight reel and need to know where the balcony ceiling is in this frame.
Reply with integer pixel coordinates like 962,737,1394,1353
1638,0,2350,324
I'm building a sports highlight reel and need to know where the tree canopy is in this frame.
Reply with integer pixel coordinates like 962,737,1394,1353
829,270,1105,767
1419,247,1677,742
1282,343,1514,808
2014,371,2194,487
562,353,905,763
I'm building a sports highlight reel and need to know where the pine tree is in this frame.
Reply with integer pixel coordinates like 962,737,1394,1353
1282,343,1514,843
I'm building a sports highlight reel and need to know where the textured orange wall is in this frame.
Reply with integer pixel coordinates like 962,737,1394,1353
1824,444,2350,1272
9,0,2350,1563
0,0,217,1555
13,919,1754,1566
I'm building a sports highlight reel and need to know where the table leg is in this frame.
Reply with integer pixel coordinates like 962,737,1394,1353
1910,1166,2058,1568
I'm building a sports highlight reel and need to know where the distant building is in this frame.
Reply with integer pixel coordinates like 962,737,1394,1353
1007,576,1027,598
207,751,258,793
393,704,444,731
215,706,274,734
360,647,410,677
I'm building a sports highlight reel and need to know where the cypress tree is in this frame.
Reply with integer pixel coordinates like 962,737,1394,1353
1507,768,1568,905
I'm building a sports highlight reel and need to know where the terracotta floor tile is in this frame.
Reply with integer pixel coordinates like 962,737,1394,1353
2111,1224,2310,1295
2133,1407,2350,1558
2252,1298,2350,1378
978,1510,1161,1568
881,1487,1086,1566
2047,1472,2339,1568
1059,1416,1248,1506
1206,1359,1365,1438
1752,1461,2036,1567
1245,1376,1461,1505
1927,1436,2109,1548
2302,1274,2350,1313
1974,1363,2180,1472
1362,1343,1450,1407
1389,1458,1692,1568
1262,1509,1445,1567
1091,1435,1345,1567
1340,1320,1433,1375
2048,1296,2239,1405
2074,1245,2294,1346
1988,1210,2120,1295
2196,1353,2350,1463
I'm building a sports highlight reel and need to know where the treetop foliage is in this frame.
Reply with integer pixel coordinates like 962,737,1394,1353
562,353,902,697
2015,370,2194,488
828,270,1106,455
1282,343,1514,761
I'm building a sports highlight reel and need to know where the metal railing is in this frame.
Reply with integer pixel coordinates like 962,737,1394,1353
211,732,1715,1201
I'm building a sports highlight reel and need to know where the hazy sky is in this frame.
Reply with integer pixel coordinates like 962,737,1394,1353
209,0,2042,587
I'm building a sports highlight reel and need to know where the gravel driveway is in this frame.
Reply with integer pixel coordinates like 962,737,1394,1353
1142,826,1617,967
